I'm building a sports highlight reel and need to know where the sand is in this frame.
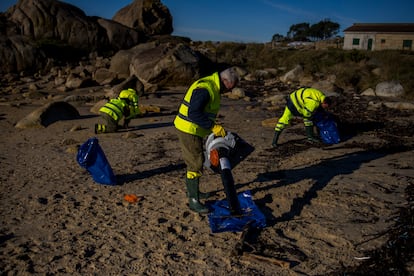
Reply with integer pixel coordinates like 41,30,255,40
1,86,413,275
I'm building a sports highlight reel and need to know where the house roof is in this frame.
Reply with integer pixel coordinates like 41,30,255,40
344,23,414,33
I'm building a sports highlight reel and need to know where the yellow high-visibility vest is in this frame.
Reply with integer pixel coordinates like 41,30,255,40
174,72,221,137
289,87,326,119
99,98,126,122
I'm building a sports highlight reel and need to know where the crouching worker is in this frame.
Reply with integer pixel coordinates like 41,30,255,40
272,87,331,147
95,88,141,134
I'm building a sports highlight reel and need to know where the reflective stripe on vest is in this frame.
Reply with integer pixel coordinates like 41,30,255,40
174,72,221,137
99,99,125,122
289,88,325,118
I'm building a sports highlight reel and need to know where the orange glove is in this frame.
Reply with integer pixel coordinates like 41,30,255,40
211,124,226,137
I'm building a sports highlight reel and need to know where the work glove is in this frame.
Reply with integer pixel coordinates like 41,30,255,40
211,124,226,137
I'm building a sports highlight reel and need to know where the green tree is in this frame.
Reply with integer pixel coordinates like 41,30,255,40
271,33,285,43
282,20,340,42
309,19,340,40
287,22,310,41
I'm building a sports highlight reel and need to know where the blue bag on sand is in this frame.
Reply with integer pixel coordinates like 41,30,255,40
208,190,266,233
77,137,117,185
313,111,340,144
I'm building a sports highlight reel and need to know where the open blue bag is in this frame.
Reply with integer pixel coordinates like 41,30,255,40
208,190,266,233
313,111,340,144
77,137,117,185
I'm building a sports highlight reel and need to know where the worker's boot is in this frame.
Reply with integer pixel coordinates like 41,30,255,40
271,131,282,148
186,190,211,199
186,177,209,214
95,124,107,134
305,126,319,143
185,187,211,199
199,191,211,199
95,124,108,134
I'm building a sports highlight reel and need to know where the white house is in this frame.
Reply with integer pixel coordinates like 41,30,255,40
343,23,414,51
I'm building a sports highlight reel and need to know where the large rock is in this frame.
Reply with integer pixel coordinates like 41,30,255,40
96,18,141,51
0,0,143,74
110,42,159,78
106,75,145,98
112,0,173,36
0,35,47,74
93,68,119,85
110,39,204,88
15,101,80,128
280,65,303,83
129,42,201,87
375,81,405,97
5,0,142,51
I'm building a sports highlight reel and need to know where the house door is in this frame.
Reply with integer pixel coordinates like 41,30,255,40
367,39,373,50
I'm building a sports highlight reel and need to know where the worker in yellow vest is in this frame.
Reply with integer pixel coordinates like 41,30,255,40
174,68,239,213
272,87,332,147
95,88,140,134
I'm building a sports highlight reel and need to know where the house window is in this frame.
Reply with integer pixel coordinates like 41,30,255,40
381,39,386,44
403,40,412,49
352,38,360,45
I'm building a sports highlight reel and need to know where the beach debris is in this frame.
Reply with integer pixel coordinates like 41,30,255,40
233,221,291,268
124,194,143,203
241,252,291,268
354,256,371,260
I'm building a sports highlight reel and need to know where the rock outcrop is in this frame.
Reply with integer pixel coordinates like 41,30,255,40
0,0,174,74
112,0,173,36
375,81,405,97
15,101,80,128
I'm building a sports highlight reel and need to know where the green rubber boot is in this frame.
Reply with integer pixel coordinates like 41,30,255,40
305,125,319,143
186,177,209,214
271,131,281,148
186,188,211,199
199,191,211,199
95,124,107,134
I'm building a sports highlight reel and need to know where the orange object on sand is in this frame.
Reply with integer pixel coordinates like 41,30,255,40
124,194,140,203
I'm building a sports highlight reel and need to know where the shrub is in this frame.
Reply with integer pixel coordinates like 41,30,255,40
207,42,413,98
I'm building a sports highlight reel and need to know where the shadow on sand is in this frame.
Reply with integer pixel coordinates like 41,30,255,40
240,146,408,226
116,163,185,184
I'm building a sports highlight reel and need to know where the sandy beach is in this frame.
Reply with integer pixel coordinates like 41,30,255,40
1,84,413,275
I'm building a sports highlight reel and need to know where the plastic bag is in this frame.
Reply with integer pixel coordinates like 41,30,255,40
77,137,117,185
313,111,340,144
208,190,266,233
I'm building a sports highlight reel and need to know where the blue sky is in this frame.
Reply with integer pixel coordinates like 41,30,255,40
1,0,413,42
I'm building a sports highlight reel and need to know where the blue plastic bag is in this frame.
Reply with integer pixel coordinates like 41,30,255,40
77,137,117,185
313,111,340,144
208,190,266,233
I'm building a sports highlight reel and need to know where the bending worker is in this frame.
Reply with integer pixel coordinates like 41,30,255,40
272,87,331,147
174,68,239,214
95,88,141,134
